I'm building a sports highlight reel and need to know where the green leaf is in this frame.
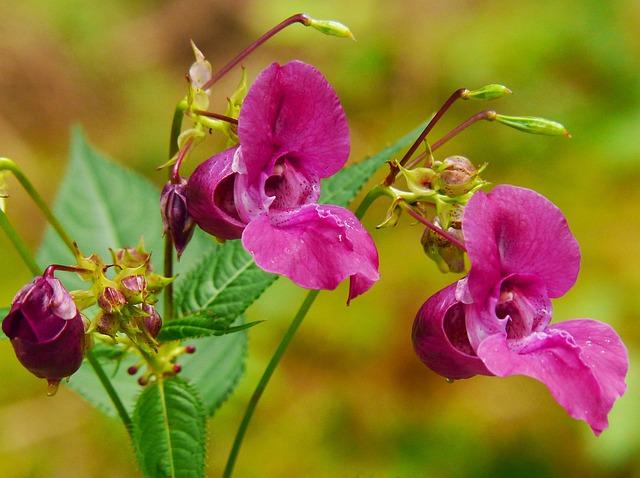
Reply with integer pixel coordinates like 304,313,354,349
37,129,245,416
133,377,206,478
319,123,425,206
69,327,246,416
161,241,277,341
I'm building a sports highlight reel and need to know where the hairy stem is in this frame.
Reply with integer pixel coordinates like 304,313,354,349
0,158,76,256
0,209,40,275
86,350,133,435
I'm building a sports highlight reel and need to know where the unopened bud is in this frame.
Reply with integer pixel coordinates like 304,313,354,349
303,15,355,40
96,313,119,337
421,221,466,273
462,84,512,101
98,287,126,314
161,180,196,258
172,364,182,374
127,365,138,375
188,41,212,90
494,114,570,137
121,275,147,303
112,243,152,272
436,156,478,196
140,304,162,339
185,345,196,354
137,375,149,386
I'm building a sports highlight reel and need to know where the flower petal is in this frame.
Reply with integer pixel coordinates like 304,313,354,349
186,147,246,240
241,204,378,301
412,283,492,380
237,61,350,183
477,328,620,435
463,185,580,302
550,319,628,413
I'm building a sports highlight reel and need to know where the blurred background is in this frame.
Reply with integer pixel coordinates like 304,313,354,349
0,0,639,476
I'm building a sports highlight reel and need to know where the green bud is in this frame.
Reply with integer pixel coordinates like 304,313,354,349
399,165,436,196
462,84,512,101
376,199,403,229
421,221,466,274
304,15,355,40
494,114,570,137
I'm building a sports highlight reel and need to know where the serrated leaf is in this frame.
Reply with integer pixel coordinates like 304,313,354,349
133,377,206,478
161,241,276,341
319,123,425,206
69,326,246,416
36,129,245,417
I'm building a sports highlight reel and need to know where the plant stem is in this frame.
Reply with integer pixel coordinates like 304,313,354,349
202,13,310,90
402,204,467,251
192,110,239,124
223,194,380,477
0,158,76,256
405,110,497,169
164,102,186,322
222,289,320,478
86,350,133,435
0,209,40,275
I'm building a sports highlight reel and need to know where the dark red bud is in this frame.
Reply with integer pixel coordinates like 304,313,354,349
2,274,85,383
140,304,162,338
127,365,139,375
137,375,149,386
172,364,182,374
96,313,119,337
161,180,196,258
185,345,196,354
97,287,126,314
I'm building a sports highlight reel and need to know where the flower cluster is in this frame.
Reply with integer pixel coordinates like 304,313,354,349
412,185,628,434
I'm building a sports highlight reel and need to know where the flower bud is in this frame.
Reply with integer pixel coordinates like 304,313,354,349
97,287,126,314
304,15,355,39
462,84,512,101
112,244,152,272
139,304,162,339
121,275,147,303
1,273,85,386
494,114,570,137
421,220,466,273
436,156,478,196
161,179,196,258
96,312,119,337
188,41,212,91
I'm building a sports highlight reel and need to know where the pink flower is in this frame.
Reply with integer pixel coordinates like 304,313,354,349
187,61,379,302
413,185,628,434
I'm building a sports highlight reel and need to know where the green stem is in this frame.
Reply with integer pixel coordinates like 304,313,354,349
86,350,133,435
222,289,320,478
0,209,40,275
0,158,76,256
164,101,186,321
223,195,379,478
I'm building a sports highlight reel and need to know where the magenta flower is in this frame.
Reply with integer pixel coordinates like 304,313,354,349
187,61,379,301
413,185,628,434
2,270,86,386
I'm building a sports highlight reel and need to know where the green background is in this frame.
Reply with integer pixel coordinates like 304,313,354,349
0,0,638,476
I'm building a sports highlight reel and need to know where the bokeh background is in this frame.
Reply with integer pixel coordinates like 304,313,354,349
0,0,639,476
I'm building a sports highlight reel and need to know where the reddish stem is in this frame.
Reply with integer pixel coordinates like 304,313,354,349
404,206,467,251
43,264,90,277
406,110,497,169
192,110,239,125
170,138,195,184
384,88,468,185
202,13,310,90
